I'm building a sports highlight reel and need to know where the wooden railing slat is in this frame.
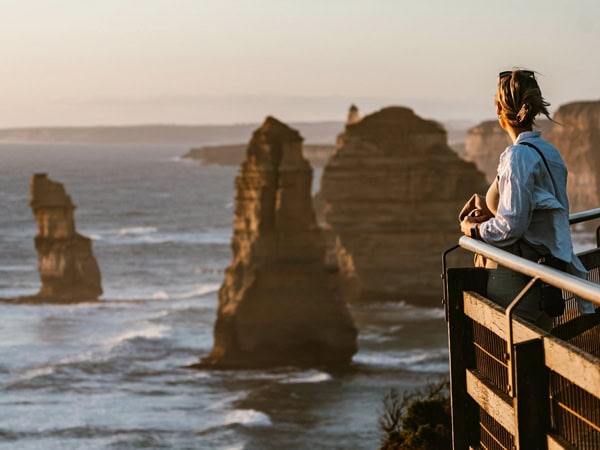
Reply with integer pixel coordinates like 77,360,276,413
463,292,541,342
465,369,515,435
544,336,600,398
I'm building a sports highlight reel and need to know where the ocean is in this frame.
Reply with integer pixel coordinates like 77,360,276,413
0,143,452,449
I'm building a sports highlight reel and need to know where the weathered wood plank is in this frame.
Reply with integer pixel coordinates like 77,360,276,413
544,335,600,398
463,291,542,342
466,369,515,435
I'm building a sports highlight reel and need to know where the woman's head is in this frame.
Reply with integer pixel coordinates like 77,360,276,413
496,69,551,129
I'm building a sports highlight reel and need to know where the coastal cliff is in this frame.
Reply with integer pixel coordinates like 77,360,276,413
28,174,102,302
548,101,600,213
200,117,357,368
464,119,553,183
464,120,511,183
317,106,487,304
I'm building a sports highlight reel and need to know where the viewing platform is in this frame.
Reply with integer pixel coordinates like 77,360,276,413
443,208,600,449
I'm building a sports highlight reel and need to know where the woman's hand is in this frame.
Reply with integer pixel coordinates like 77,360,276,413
460,213,486,237
458,193,493,221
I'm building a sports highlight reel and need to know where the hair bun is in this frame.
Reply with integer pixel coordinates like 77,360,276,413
517,103,531,123
497,70,551,128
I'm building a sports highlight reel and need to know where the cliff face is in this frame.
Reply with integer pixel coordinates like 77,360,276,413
464,119,554,184
202,117,357,368
317,106,487,304
30,174,102,301
547,101,600,213
464,120,511,183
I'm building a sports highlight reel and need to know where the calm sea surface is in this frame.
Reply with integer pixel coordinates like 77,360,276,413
0,143,452,449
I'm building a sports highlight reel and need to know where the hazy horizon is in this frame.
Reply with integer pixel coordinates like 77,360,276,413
3,0,600,128
0,101,482,130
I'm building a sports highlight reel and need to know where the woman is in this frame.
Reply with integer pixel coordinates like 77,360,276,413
459,69,594,330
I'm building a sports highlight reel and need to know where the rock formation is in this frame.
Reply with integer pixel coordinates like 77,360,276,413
464,119,553,184
29,173,102,302
547,101,600,213
317,106,488,305
347,104,361,125
464,120,512,183
182,143,334,167
200,117,357,368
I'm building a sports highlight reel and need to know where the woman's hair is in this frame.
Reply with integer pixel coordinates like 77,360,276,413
496,70,552,128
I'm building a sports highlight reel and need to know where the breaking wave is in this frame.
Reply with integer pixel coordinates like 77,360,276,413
280,370,332,384
0,264,36,272
105,323,170,352
353,348,448,373
148,284,220,301
85,226,230,245
118,226,158,236
224,410,273,428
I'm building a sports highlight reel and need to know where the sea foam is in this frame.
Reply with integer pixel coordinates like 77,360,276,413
15,365,56,382
148,284,220,301
224,409,273,428
0,264,36,272
171,284,220,300
280,370,332,384
105,323,170,351
354,348,448,373
118,226,158,236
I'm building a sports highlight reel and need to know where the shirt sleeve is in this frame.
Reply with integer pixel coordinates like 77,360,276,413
479,148,536,246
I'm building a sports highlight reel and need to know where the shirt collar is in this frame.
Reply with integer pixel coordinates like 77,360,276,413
515,130,541,143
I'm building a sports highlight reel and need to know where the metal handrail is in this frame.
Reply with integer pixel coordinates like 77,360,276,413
568,207,600,225
569,208,600,246
458,236,600,306
505,276,539,397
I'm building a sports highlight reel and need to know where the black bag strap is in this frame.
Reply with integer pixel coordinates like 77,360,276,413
520,141,564,261
520,141,558,194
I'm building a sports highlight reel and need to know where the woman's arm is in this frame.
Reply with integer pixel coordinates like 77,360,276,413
478,148,536,246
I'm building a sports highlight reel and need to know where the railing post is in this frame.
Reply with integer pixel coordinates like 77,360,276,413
513,338,550,449
506,277,539,398
447,267,487,449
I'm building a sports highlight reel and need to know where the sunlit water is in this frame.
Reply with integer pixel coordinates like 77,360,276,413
0,143,465,449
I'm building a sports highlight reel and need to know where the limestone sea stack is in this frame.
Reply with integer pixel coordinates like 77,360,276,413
201,117,358,368
347,104,361,125
547,101,600,213
29,173,102,302
317,106,488,305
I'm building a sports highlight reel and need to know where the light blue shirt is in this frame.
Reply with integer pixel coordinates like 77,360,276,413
479,131,594,314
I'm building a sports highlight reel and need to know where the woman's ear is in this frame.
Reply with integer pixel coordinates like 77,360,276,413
496,101,502,117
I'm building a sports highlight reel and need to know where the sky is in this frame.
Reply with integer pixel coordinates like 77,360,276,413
1,0,599,127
